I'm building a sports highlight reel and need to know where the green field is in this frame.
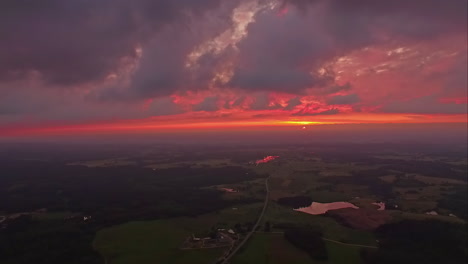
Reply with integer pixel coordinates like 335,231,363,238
232,233,321,264
325,241,362,264
92,202,370,264
93,203,264,264
93,220,223,264
231,233,363,264
79,151,468,264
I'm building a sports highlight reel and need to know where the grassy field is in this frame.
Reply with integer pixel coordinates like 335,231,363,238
212,178,267,201
231,233,323,264
93,220,223,264
94,153,465,264
325,241,362,264
193,202,263,229
389,211,466,224
231,233,363,264
92,204,369,264
93,203,264,264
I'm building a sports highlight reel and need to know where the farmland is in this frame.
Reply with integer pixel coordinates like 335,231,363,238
94,220,223,264
0,143,466,264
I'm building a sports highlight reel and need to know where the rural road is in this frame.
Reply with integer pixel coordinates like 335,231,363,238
219,177,270,264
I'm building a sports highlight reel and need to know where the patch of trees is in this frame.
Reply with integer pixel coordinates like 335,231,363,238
0,160,266,264
437,185,468,220
277,196,312,209
320,173,394,200
314,184,334,191
284,228,328,261
234,222,255,233
229,151,270,163
393,175,426,188
0,216,102,264
379,160,467,181
271,222,301,230
316,150,467,181
0,161,264,216
151,166,267,187
318,152,379,164
362,220,467,264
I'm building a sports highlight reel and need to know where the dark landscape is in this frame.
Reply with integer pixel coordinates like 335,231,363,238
0,143,466,264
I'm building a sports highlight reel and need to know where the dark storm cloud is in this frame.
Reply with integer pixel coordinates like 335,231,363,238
2,0,465,97
0,81,184,123
228,68,321,92
147,97,184,116
434,51,468,98
0,0,466,123
326,83,352,94
227,10,336,93
381,95,467,114
292,108,340,116
0,0,222,86
249,93,283,110
327,94,360,105
226,0,466,94
231,96,247,108
127,36,236,99
193,96,219,112
284,97,302,110
284,0,467,38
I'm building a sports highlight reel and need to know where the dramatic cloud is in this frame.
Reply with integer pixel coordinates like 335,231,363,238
284,97,302,110
284,0,467,38
327,94,360,105
2,1,228,84
193,96,220,112
292,108,340,116
227,6,336,93
0,0,466,135
382,95,467,114
250,93,281,110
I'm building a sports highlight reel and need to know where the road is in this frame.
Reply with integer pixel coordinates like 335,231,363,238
219,177,270,264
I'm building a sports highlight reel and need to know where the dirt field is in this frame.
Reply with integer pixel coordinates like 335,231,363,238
294,202,359,215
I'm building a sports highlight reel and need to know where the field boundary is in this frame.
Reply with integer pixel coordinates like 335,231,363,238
322,238,378,249
256,231,378,249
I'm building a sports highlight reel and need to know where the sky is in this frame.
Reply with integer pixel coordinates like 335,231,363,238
0,0,467,139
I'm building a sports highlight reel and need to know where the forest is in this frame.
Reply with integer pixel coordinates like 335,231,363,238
362,220,467,264
0,159,265,264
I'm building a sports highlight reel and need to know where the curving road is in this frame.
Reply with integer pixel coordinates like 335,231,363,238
219,177,270,264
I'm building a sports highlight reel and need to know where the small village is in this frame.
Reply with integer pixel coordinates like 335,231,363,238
180,228,238,250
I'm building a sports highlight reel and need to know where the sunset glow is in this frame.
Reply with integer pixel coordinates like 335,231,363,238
0,0,466,138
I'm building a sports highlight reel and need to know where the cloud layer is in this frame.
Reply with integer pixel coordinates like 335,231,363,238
0,0,466,134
